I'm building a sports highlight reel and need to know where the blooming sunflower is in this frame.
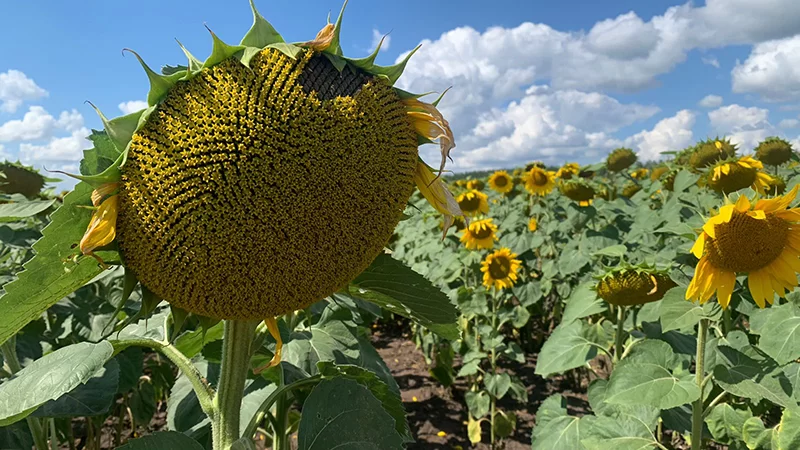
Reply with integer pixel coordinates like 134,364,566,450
755,137,794,166
457,190,489,217
467,179,485,191
630,168,649,180
596,267,676,306
687,186,800,308
707,155,771,194
481,248,522,290
72,3,462,328
528,217,538,232
606,148,637,172
488,170,514,194
460,218,498,250
764,175,787,195
524,167,556,196
0,162,46,199
555,162,580,179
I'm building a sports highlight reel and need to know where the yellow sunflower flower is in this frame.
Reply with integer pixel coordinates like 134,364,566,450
708,155,771,194
687,186,800,308
488,170,514,194
555,162,580,179
457,190,489,217
524,167,556,196
528,217,538,232
466,179,485,191
481,248,522,290
460,218,498,250
630,168,649,180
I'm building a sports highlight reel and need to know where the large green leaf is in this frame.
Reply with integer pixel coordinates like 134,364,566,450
117,431,204,449
581,415,660,450
349,254,458,339
0,182,115,346
713,344,795,408
0,200,54,222
659,287,719,332
704,403,752,445
535,321,603,377
31,359,119,418
0,341,113,424
297,377,404,450
561,282,607,324
749,302,800,365
531,415,593,450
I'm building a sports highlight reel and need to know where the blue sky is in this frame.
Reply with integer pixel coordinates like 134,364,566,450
2,0,800,188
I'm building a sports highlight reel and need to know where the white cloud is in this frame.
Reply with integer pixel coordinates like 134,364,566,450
19,127,91,163
0,70,48,114
118,100,148,115
625,110,696,161
732,36,800,101
370,29,391,52
0,106,85,142
708,104,770,132
779,119,800,128
585,12,659,59
702,56,720,68
699,95,723,108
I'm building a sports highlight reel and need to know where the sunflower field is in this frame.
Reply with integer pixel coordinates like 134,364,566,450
1,2,800,450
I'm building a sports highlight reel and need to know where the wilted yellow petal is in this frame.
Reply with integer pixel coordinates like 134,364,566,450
414,161,464,239
91,182,119,207
80,195,119,266
404,98,456,176
304,23,335,51
715,140,723,150
254,317,283,374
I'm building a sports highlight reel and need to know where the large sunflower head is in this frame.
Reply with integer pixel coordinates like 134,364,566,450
524,167,556,196
0,162,46,199
555,162,580,180
606,148,637,172
596,267,676,306
460,218,498,250
72,2,461,320
690,138,737,169
687,186,800,308
707,155,771,194
755,137,795,166
466,179,485,191
488,170,514,194
481,248,522,290
559,179,595,206
457,190,490,217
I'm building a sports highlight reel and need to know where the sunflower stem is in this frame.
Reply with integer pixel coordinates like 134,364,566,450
691,318,709,450
212,320,258,450
1,338,49,450
490,290,498,449
613,305,627,364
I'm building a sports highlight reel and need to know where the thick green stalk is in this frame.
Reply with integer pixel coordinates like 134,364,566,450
691,319,709,450
273,367,290,450
490,292,498,449
614,305,627,363
0,340,49,450
212,320,258,450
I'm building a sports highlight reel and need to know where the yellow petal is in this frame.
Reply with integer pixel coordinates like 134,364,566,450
80,195,119,264
734,194,751,212
304,23,335,51
715,140,723,150
756,185,800,212
748,269,768,308
691,233,705,259
254,317,283,374
748,209,767,220
404,99,456,176
414,161,464,239
715,270,736,309
91,183,119,207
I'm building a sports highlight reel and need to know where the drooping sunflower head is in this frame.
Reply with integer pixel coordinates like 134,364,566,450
73,2,461,320
596,267,676,306
687,186,800,308
690,138,737,169
525,161,547,172
621,182,642,198
453,179,467,188
559,179,595,206
488,170,514,194
466,179,485,191
650,165,670,182
457,190,489,217
755,137,795,166
481,247,522,290
764,175,787,195
460,218,498,250
555,162,580,180
0,162,45,199
707,155,771,194
524,167,556,196
528,217,538,232
630,168,649,180
606,148,637,172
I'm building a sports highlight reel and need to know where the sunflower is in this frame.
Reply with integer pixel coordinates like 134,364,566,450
528,217,538,232
525,161,547,172
73,2,461,327
0,162,46,199
559,179,595,206
621,182,642,198
555,162,580,179
460,218,498,250
488,170,514,194
467,179,485,191
650,166,669,182
755,137,795,166
630,168,649,180
596,267,676,306
606,148,637,172
457,190,489,217
690,138,737,169
764,175,787,195
687,186,800,308
524,167,556,196
481,248,522,290
707,155,771,194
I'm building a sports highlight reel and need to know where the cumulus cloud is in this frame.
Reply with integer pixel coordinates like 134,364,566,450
699,95,723,108
732,36,800,101
0,106,83,142
625,110,696,161
0,70,48,114
780,119,800,128
370,29,391,52
118,100,148,115
708,104,770,132
19,127,91,163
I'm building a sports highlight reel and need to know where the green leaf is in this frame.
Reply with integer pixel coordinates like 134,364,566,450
0,200,54,222
0,341,113,425
535,321,602,377
742,417,775,450
239,0,284,47
129,379,156,426
776,407,800,450
298,377,404,450
465,391,491,419
531,415,593,450
316,362,411,443
561,282,606,324
0,421,33,449
581,415,660,450
173,320,225,358
117,432,204,449
349,254,458,340
485,373,511,399
31,359,119,418
705,403,752,445
713,345,795,408
80,130,120,176
0,182,115,346
659,286,719,332
673,170,700,193
493,411,516,439
749,302,800,365
587,379,659,428
593,244,627,258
